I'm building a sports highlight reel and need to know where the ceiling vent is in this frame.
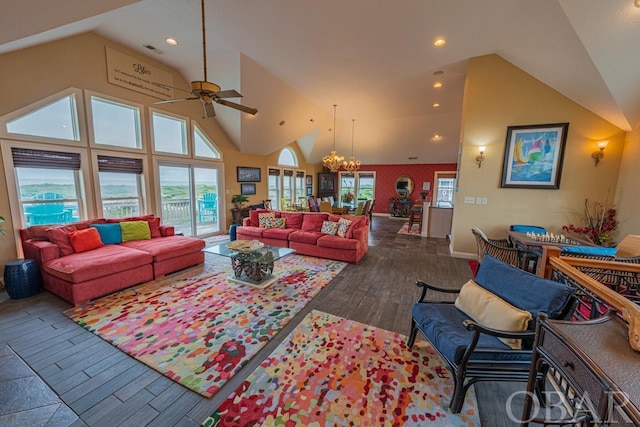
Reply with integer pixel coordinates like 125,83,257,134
143,44,165,55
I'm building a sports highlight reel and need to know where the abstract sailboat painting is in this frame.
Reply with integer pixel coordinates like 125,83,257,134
501,123,569,189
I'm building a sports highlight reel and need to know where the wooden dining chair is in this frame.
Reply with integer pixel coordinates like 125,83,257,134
319,201,332,213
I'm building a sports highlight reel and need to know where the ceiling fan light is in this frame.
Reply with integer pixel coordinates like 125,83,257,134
203,102,216,118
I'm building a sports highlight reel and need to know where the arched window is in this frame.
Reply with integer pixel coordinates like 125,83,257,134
278,148,297,167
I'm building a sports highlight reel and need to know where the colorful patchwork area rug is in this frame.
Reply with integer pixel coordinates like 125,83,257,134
64,254,346,398
204,310,480,426
397,222,422,236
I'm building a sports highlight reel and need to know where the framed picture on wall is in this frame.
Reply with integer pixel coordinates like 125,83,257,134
306,186,313,196
500,122,569,189
306,175,313,186
237,166,261,182
240,183,256,195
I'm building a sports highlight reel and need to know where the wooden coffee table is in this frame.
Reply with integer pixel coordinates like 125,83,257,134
204,243,295,289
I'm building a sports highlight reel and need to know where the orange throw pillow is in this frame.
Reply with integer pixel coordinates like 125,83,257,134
68,227,104,253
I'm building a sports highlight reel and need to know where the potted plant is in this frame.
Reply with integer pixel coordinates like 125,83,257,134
231,194,249,209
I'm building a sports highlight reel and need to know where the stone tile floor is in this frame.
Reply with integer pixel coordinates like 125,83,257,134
0,344,80,426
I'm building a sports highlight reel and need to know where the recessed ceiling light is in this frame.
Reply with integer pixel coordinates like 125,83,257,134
433,103,440,108
636,0,640,7
433,134,441,140
433,70,444,76
433,37,446,46
279,120,286,126
433,82,442,88
165,38,178,46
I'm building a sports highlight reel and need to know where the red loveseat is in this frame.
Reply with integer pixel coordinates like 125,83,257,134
19,215,205,305
236,210,368,263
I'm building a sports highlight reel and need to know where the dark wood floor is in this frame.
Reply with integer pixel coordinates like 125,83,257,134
0,216,527,426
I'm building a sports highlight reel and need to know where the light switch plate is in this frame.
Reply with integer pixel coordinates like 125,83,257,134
476,197,482,204
464,197,475,204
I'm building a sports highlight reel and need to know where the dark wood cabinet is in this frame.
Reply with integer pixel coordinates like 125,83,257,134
231,207,250,225
522,314,640,425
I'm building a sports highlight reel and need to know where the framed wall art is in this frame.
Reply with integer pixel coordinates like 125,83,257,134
500,122,569,189
240,183,256,195
237,166,261,182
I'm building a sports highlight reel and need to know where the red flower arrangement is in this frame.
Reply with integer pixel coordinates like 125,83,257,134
562,199,618,246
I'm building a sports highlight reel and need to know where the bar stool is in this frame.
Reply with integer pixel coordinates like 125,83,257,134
408,206,423,234
3,259,42,299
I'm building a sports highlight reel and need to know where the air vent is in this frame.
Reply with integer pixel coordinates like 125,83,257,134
143,44,165,55
408,156,418,160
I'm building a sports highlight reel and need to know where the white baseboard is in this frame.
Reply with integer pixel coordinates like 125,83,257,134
451,251,476,260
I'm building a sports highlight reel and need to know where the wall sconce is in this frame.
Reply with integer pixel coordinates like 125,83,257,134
591,140,608,166
475,146,486,168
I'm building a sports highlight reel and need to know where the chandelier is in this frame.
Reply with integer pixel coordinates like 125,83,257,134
322,104,344,173
343,118,361,172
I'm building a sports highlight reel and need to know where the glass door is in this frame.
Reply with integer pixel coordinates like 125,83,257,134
158,165,192,236
194,167,220,236
158,164,222,237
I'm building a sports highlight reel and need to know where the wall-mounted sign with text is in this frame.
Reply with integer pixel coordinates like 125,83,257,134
106,47,174,100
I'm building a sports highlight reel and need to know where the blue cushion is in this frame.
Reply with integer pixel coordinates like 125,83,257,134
90,223,122,245
229,224,238,241
411,303,532,365
562,246,618,257
511,225,546,233
475,255,575,319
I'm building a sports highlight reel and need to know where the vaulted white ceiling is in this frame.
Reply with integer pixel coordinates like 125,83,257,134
2,0,639,165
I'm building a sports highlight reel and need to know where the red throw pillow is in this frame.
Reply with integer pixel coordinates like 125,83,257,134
46,224,78,256
28,225,51,241
68,228,104,253
281,212,303,229
301,213,329,232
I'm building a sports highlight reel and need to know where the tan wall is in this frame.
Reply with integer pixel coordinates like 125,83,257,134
616,125,640,237
452,54,625,257
0,33,319,271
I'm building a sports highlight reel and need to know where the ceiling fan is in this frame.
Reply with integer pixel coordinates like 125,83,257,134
154,0,257,118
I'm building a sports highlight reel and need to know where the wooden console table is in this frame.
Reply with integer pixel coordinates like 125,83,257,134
231,207,250,225
522,314,640,425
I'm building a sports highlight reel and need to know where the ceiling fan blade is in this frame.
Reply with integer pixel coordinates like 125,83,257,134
203,101,216,118
214,89,242,99
153,97,198,105
215,99,258,115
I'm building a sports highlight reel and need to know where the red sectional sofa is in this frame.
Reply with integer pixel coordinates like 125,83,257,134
19,215,205,305
236,210,369,263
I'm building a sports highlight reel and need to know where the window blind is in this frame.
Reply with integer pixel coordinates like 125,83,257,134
12,147,80,170
283,170,294,177
97,155,143,174
268,168,280,176
296,171,305,178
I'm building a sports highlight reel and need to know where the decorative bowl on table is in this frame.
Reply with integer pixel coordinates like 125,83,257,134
226,239,264,253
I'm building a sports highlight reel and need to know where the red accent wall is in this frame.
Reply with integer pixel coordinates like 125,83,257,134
363,163,458,214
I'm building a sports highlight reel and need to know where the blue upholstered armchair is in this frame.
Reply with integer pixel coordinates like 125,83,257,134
408,255,576,413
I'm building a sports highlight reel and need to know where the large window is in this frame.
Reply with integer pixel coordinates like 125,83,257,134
96,154,145,218
89,95,142,149
193,123,221,159
12,148,83,226
152,112,188,155
7,95,80,141
338,171,375,207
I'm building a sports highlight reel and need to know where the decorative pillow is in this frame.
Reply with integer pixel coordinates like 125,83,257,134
301,213,329,232
455,280,532,349
28,225,51,241
90,223,122,245
249,209,271,227
321,221,339,235
264,217,286,229
68,228,104,253
336,217,353,238
108,215,161,238
258,212,277,228
475,255,575,320
281,212,304,229
46,224,78,256
120,220,151,242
